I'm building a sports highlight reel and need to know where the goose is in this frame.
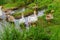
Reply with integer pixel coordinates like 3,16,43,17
14,13,25,31
28,10,38,24
27,4,38,24
0,6,6,20
19,13,25,24
25,17,29,29
46,13,53,25
7,15,15,22
0,6,3,16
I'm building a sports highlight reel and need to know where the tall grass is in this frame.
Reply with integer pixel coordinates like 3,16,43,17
0,23,50,40
0,23,22,40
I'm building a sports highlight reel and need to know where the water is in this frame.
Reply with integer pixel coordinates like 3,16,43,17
10,7,25,14
0,21,10,33
14,19,22,31
25,17,29,29
13,9,45,29
10,8,45,28
38,9,45,17
0,7,45,31
25,9,45,28
0,7,10,32
18,7,25,13
0,12,6,20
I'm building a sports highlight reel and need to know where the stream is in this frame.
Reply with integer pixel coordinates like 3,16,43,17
0,7,45,31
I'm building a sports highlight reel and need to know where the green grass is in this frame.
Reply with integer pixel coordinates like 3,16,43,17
0,23,49,40
3,1,25,10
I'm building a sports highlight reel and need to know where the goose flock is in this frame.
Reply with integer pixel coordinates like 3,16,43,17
0,6,45,29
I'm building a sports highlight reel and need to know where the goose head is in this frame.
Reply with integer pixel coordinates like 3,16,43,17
21,13,24,18
0,6,2,9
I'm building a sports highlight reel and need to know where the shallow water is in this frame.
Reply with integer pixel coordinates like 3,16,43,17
24,9,45,27
15,9,45,28
11,7,25,14
38,9,45,17
0,7,45,30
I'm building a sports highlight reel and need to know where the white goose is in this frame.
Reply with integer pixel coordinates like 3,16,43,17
28,10,38,23
0,6,6,20
0,6,3,16
19,13,25,24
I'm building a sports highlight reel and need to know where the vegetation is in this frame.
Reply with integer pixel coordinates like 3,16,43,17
12,0,54,18
12,8,34,19
0,0,60,40
0,23,50,40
